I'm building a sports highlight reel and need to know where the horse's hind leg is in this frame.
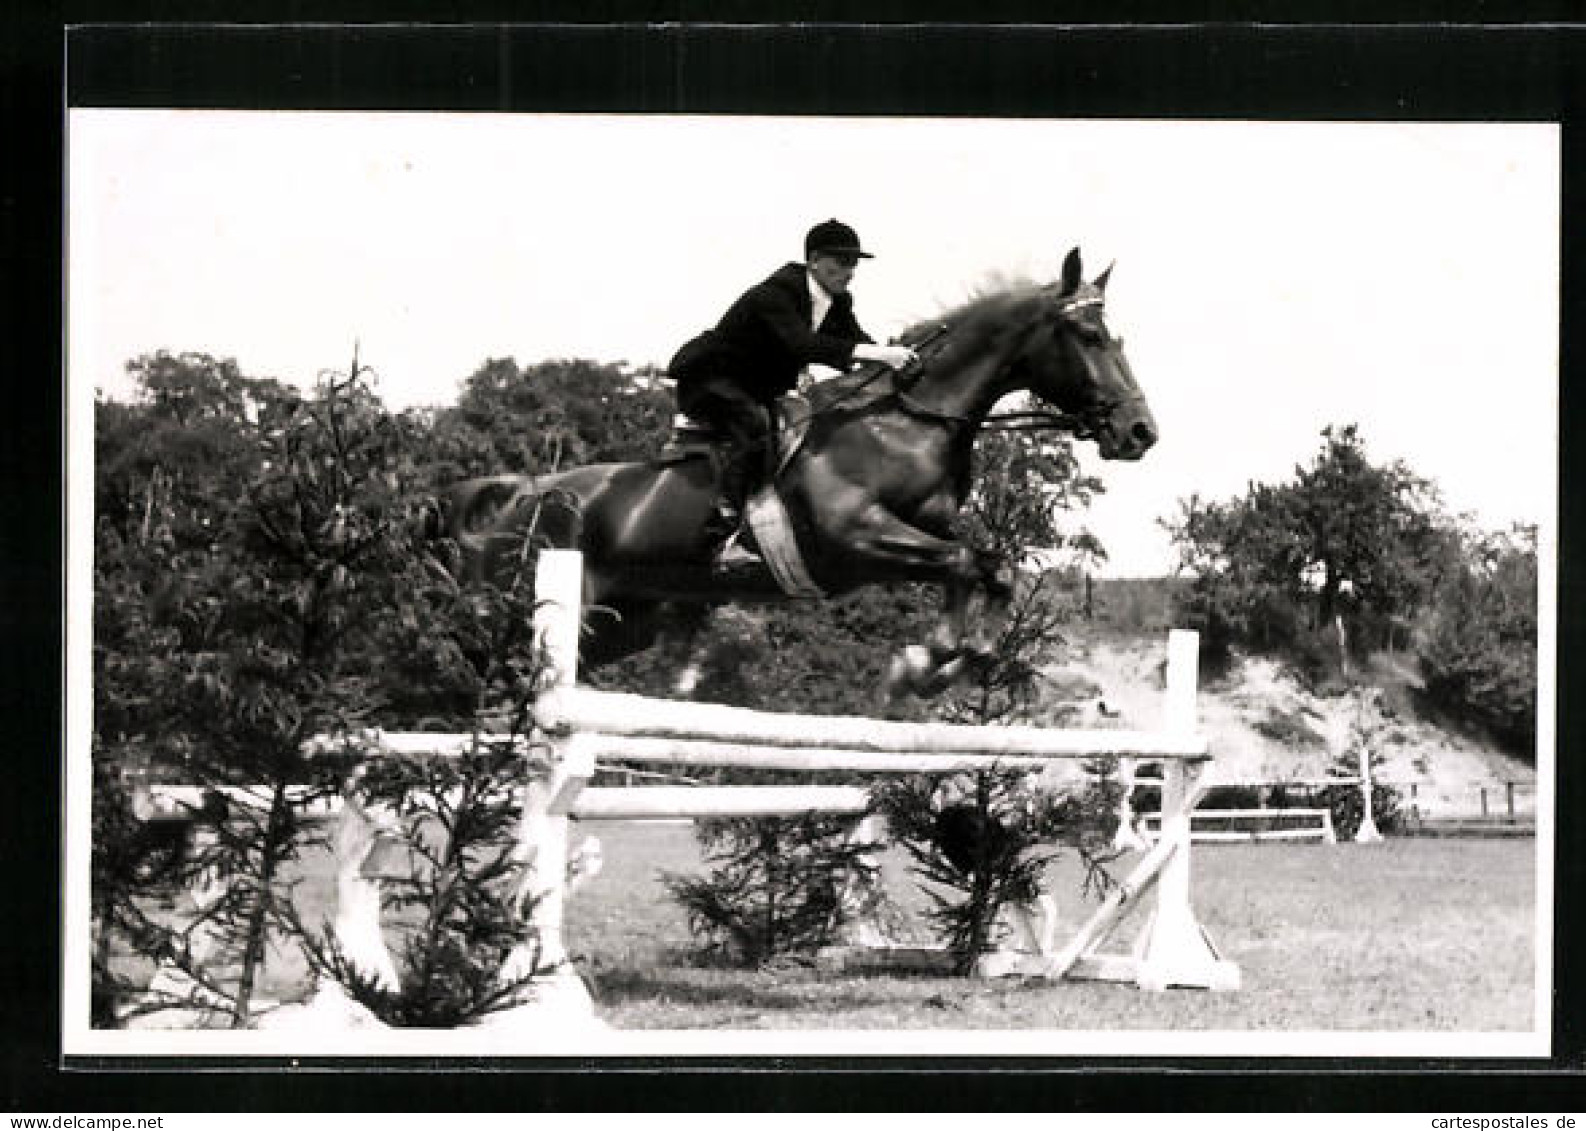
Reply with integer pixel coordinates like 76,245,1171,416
579,597,717,696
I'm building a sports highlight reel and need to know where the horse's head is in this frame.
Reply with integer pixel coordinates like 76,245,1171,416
1016,249,1158,461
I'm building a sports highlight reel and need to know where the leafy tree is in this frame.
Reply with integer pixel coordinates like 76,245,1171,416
1287,425,1450,638
94,350,433,1024
963,414,1104,559
93,349,563,1027
1416,524,1538,756
95,352,298,553
427,358,672,484
1164,424,1452,672
1162,423,1534,749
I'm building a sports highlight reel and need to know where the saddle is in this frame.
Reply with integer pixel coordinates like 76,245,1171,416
657,394,814,474
657,395,822,597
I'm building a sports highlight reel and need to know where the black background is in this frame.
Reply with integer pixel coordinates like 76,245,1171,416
8,2,1584,1112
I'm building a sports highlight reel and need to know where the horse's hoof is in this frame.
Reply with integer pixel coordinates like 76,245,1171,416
882,645,931,702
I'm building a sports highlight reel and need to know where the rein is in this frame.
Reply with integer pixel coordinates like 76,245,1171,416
807,298,1129,439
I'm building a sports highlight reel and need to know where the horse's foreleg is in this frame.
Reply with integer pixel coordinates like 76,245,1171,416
931,549,1014,667
840,508,1010,702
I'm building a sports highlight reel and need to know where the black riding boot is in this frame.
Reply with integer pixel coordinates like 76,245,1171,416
709,447,767,571
713,448,756,532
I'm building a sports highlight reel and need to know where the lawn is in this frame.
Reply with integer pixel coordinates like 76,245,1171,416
561,824,1536,1032
115,824,1537,1035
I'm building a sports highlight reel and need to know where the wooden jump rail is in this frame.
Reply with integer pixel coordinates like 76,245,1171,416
134,548,1242,1030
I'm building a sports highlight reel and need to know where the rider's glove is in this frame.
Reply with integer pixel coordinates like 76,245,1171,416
853,343,919,370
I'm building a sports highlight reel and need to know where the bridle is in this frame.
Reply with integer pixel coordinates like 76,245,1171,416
885,289,1136,441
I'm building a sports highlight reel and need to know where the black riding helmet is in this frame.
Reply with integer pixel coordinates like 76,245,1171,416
805,218,874,260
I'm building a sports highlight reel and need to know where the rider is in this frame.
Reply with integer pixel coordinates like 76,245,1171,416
667,218,918,535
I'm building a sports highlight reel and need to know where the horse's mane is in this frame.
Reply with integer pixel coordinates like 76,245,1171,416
807,276,1051,410
905,275,1050,342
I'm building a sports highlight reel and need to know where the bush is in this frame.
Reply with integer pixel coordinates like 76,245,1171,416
663,812,878,966
874,769,1121,975
297,749,551,1027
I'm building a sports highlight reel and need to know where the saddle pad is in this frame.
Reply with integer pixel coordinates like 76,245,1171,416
745,487,823,599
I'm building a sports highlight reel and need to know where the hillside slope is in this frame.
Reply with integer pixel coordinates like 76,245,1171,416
1039,628,1537,820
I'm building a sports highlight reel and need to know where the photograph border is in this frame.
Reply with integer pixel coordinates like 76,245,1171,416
21,11,1586,1108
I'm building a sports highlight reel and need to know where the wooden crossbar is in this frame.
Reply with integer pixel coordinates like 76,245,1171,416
570,785,870,820
567,733,1142,774
537,686,1209,760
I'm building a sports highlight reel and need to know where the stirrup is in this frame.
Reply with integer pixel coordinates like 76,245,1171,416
713,527,762,571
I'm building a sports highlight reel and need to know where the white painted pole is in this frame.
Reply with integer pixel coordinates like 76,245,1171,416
1136,630,1239,991
329,780,402,993
563,732,1202,773
540,687,1208,759
570,784,870,820
1355,732,1383,843
1150,631,1199,964
1111,757,1150,852
500,549,589,981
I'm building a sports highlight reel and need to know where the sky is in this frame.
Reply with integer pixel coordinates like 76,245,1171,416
68,111,1559,576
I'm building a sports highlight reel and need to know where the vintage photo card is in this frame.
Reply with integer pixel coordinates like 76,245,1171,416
57,22,1570,1076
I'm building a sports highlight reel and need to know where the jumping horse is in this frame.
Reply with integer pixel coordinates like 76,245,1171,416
442,249,1157,701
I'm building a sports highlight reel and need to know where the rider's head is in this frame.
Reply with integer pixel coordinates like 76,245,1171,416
805,218,872,296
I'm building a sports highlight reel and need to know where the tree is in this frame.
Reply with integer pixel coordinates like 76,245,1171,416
1164,424,1452,670
427,357,672,484
1286,425,1448,637
94,349,559,1027
1416,524,1538,756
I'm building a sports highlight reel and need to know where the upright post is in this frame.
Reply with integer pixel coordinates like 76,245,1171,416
1111,758,1149,852
496,549,594,986
328,775,402,993
1135,630,1240,991
1355,733,1383,843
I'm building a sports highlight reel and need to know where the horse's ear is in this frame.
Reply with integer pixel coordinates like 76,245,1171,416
1095,261,1115,291
1060,248,1083,295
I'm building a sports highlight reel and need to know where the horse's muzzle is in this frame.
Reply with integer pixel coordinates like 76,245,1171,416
1099,416,1158,461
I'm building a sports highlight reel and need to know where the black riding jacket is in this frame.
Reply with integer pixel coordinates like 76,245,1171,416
668,262,873,402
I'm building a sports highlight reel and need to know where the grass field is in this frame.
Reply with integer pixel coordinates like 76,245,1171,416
201,822,1540,1036
562,824,1538,1032
115,823,1537,1038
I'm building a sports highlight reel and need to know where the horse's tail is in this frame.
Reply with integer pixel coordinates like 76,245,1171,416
431,474,588,586
440,475,533,544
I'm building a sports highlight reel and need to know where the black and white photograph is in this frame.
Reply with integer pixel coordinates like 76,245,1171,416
58,26,1562,1072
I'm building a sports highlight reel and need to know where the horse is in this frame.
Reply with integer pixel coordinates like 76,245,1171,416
442,248,1157,701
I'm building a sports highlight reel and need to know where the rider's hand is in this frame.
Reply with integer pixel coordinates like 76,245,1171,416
854,343,919,370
